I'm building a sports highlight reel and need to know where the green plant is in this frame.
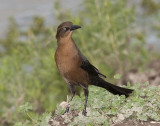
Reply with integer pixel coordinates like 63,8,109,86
14,102,51,126
53,84,160,125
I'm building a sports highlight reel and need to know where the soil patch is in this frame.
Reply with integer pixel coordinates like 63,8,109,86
115,120,160,126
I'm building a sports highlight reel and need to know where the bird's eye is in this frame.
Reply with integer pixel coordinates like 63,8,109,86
63,27,70,31
63,27,66,31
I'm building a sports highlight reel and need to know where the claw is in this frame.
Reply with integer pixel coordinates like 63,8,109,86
82,109,87,116
62,106,70,115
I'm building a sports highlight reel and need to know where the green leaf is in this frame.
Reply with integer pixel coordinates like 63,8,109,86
14,122,23,126
114,74,121,79
14,120,30,126
19,102,33,113
38,112,52,126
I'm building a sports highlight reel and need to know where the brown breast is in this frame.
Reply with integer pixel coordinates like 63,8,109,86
55,39,89,85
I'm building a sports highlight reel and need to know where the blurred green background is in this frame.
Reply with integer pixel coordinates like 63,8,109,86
0,0,160,125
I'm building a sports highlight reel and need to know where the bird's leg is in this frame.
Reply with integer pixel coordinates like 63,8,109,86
63,84,75,114
82,88,89,116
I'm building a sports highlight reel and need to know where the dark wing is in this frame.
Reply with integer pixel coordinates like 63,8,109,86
80,55,106,78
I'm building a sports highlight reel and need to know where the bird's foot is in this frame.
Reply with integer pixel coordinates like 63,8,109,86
62,106,70,115
82,109,87,116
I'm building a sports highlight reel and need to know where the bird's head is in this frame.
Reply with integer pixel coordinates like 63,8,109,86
56,21,81,39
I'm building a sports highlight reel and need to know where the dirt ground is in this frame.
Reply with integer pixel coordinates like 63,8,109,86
49,114,160,126
50,59,160,126
49,111,79,126
115,120,160,126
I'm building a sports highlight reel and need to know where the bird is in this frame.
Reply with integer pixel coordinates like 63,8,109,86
55,21,133,116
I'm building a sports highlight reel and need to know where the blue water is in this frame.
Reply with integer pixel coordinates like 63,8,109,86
0,0,159,51
0,0,82,37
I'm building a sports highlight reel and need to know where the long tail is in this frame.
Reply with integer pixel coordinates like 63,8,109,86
91,77,133,97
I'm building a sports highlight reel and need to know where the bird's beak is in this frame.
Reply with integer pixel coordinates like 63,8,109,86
70,25,81,31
